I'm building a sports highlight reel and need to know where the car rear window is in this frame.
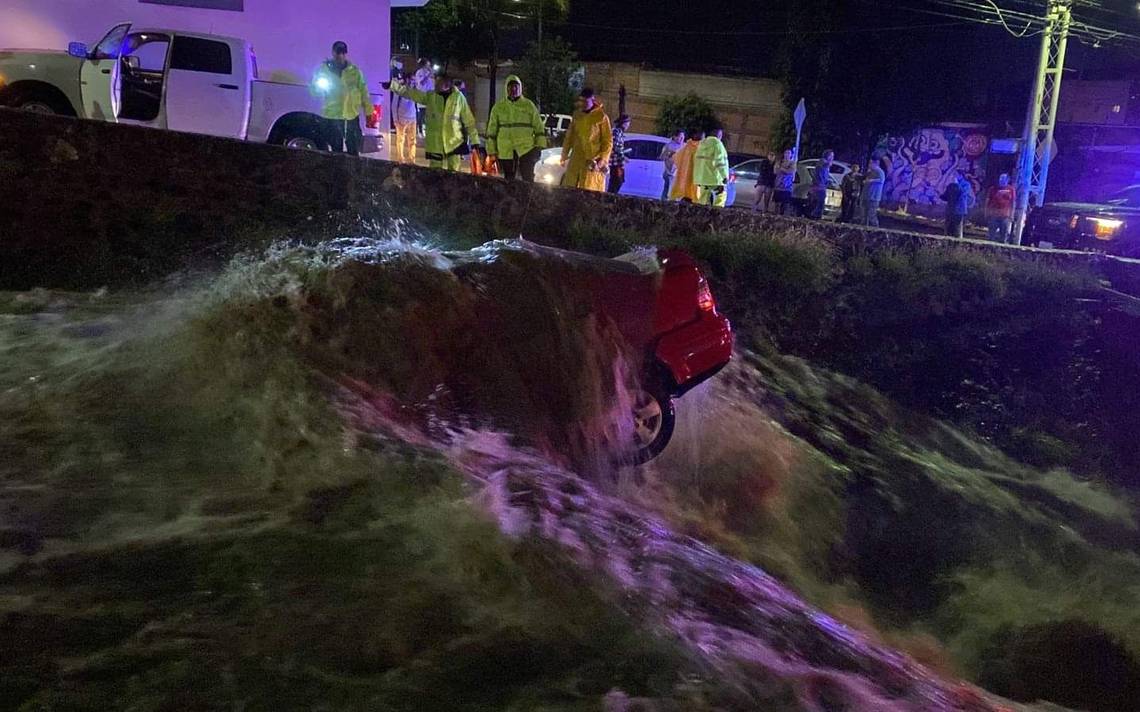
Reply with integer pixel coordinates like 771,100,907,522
625,140,664,161
735,160,760,181
170,36,232,75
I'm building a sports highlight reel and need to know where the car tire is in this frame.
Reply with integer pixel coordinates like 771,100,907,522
617,382,676,466
4,86,76,116
269,115,327,152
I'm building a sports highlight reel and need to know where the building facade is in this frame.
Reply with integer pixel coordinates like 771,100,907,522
583,62,783,155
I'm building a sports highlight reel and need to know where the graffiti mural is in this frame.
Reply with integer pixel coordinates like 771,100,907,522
877,126,989,213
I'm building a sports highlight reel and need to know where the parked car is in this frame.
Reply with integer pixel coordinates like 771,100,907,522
540,112,573,140
460,242,731,463
1024,185,1140,257
728,158,849,217
0,22,385,154
535,132,674,199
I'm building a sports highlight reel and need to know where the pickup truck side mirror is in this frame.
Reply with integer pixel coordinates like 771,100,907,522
125,55,140,70
68,42,89,59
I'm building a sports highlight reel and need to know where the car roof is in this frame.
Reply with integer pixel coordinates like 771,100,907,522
130,26,246,44
624,133,667,142
799,159,852,170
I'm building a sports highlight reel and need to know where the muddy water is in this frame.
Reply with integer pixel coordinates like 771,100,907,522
0,237,1020,710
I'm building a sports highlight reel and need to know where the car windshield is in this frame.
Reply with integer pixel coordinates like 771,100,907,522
1106,187,1140,208
91,23,131,60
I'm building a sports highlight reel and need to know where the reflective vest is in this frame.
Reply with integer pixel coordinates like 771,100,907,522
486,75,547,158
694,136,729,187
392,82,480,157
311,60,370,121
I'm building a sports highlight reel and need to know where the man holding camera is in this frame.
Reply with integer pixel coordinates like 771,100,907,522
389,61,419,164
388,70,480,172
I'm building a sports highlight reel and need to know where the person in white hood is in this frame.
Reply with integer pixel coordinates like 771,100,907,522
390,60,419,164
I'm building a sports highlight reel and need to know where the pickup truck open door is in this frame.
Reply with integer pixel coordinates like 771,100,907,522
165,34,251,140
79,23,129,121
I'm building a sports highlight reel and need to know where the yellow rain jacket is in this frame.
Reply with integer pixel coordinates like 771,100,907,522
311,60,371,121
560,102,612,192
669,139,701,202
487,75,548,159
392,80,480,158
694,136,729,188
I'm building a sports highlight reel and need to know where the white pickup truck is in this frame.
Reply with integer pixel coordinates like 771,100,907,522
0,22,384,154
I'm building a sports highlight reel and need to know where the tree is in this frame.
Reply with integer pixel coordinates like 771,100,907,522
398,0,569,111
656,94,720,137
515,37,578,115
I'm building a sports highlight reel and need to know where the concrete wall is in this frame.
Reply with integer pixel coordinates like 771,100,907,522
878,124,991,215
583,62,782,155
4,109,1140,296
0,0,393,88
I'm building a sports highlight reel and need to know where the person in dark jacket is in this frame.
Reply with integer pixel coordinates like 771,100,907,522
941,172,976,238
808,149,835,219
753,151,777,213
840,164,863,223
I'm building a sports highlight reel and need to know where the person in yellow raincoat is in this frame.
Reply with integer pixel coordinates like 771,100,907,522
694,127,730,208
560,88,612,192
669,128,703,202
310,41,372,156
487,74,547,181
390,71,480,171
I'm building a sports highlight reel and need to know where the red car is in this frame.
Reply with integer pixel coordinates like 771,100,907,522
467,242,733,463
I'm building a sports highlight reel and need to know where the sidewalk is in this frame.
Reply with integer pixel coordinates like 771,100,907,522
876,209,990,240
386,131,472,173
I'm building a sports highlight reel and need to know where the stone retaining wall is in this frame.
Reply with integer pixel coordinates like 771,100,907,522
2,108,1139,294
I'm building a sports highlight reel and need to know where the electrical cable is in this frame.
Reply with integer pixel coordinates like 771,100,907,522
553,19,973,38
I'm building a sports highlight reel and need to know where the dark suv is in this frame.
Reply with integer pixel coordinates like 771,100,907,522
1024,185,1140,257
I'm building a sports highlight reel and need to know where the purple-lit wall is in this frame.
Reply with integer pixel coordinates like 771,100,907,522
876,125,990,216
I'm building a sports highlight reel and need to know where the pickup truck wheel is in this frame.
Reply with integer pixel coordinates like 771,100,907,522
3,85,76,116
285,135,321,151
19,100,57,114
625,386,676,465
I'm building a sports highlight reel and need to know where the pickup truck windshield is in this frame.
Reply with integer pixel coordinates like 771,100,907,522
91,23,131,60
1107,187,1140,208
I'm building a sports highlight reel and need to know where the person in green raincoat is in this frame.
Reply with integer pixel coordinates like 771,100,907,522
310,41,372,156
390,71,480,171
694,126,730,208
486,74,547,181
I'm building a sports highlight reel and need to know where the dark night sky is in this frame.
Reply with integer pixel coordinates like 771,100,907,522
559,2,1139,79
551,0,1140,123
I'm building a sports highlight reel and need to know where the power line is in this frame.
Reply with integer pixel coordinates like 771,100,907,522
910,0,1140,47
555,19,973,38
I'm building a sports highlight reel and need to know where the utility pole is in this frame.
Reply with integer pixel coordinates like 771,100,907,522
536,0,544,109
1013,0,1073,245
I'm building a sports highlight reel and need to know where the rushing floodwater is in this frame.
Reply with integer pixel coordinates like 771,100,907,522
0,237,1032,710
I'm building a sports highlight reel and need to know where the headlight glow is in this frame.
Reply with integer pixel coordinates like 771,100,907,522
315,76,332,93
1089,217,1124,239
543,174,555,184
543,154,562,166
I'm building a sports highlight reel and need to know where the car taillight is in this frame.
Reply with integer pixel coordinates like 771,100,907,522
728,171,737,184
697,278,716,313
366,103,382,129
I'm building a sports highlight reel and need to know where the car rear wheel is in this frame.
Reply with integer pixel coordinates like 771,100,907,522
624,386,676,465
285,135,321,151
